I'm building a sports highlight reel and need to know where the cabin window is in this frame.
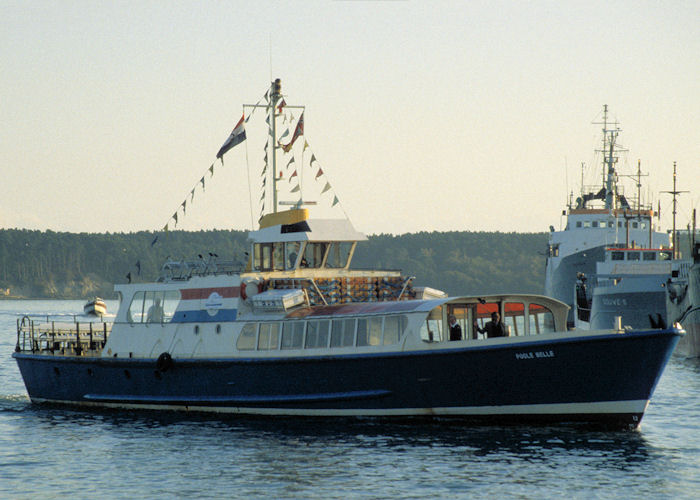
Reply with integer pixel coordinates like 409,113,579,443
599,221,607,228
281,321,304,349
592,221,598,228
127,290,180,324
420,306,443,342
643,252,656,261
357,317,383,346
331,319,356,347
529,304,555,334
576,221,582,228
285,242,301,270
618,221,623,227
583,221,591,228
641,222,647,229
254,243,274,271
627,252,640,261
632,221,639,229
660,251,672,261
383,315,407,345
611,251,624,261
258,322,280,350
236,323,257,350
504,302,526,336
548,244,559,257
326,242,354,268
301,242,328,268
305,319,330,348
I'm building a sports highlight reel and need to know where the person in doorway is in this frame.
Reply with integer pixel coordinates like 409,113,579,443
474,311,508,338
448,314,462,341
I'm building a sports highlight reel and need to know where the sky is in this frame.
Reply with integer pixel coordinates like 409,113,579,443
2,1,700,236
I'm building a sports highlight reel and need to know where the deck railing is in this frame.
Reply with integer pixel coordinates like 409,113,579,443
15,315,112,356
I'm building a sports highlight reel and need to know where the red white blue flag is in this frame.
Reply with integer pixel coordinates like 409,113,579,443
216,114,246,159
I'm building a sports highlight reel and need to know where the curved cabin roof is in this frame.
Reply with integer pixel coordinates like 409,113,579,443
285,294,569,321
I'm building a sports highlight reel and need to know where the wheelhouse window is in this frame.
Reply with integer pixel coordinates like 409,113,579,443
474,302,500,337
659,251,672,261
236,323,257,350
529,304,555,334
128,290,180,324
285,242,301,270
326,242,354,268
627,251,640,261
643,252,656,261
611,251,624,261
300,242,328,268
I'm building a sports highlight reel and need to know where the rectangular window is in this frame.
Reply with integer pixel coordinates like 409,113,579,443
627,252,641,261
273,243,285,271
576,221,582,228
632,222,639,229
331,319,356,347
258,322,280,350
301,242,328,268
583,221,591,228
592,221,598,228
281,321,304,349
599,221,607,228
357,317,383,346
504,302,525,336
611,251,624,261
643,252,656,261
128,290,180,324
383,315,406,345
236,323,257,350
305,320,330,348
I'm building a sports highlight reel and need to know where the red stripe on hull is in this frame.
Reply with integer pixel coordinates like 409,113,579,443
180,287,241,300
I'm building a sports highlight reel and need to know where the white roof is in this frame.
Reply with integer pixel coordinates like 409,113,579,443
249,218,367,244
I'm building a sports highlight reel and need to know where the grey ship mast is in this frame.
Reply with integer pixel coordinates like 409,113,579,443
593,104,624,211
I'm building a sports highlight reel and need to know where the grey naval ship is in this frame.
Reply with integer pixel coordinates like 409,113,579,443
545,106,671,330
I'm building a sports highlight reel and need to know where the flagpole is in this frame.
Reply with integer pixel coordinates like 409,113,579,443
270,79,281,213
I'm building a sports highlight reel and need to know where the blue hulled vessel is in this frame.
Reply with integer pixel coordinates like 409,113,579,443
13,84,682,428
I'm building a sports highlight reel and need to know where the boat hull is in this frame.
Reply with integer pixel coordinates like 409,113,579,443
13,328,681,428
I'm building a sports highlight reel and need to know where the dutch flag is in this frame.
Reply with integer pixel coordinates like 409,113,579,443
216,114,246,159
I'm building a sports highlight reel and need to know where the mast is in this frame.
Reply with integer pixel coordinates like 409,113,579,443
593,105,622,211
662,161,688,259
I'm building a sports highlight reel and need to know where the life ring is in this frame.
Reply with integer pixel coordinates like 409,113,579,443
240,278,263,301
156,352,173,372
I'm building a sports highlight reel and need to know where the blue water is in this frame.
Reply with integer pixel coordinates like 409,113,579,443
1,300,699,499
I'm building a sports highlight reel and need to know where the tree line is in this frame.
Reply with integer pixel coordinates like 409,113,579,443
0,229,547,299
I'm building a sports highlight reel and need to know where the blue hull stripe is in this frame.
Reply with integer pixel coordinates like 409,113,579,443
84,389,391,404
